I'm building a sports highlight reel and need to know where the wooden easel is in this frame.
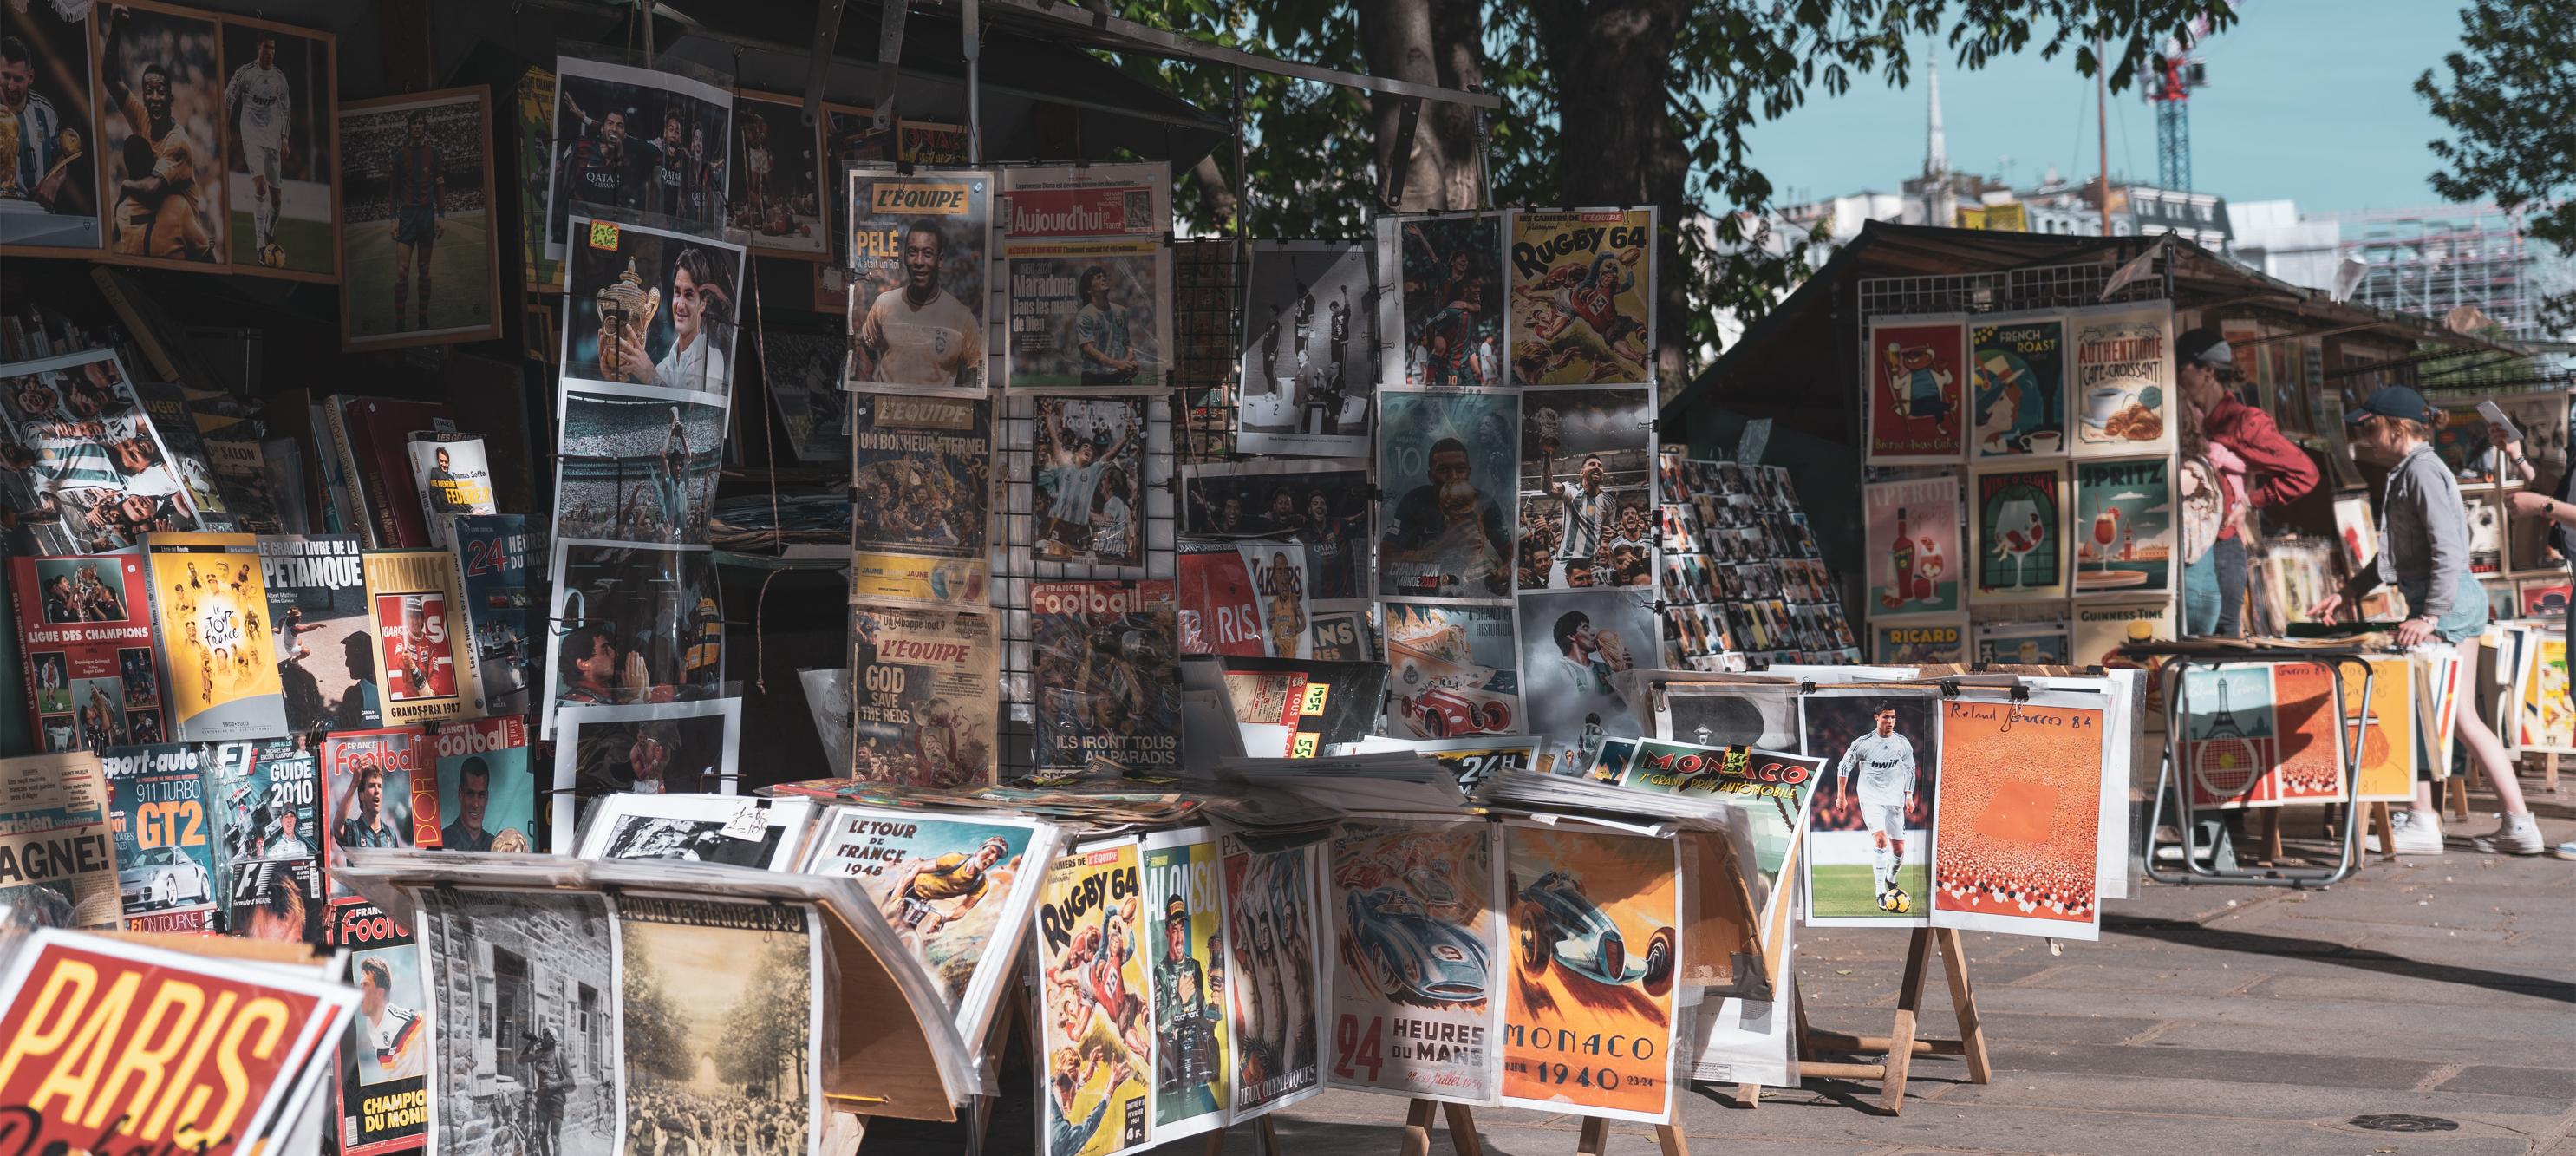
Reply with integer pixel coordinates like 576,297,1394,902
1740,926,1992,1115
1393,1099,1687,1156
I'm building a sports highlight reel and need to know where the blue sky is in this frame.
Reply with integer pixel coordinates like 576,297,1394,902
1736,1,2473,217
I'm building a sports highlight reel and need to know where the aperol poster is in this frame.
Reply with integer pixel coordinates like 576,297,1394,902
1499,821,1679,1123
1930,694,2107,940
2339,658,2416,801
1970,465,2066,601
1324,816,1501,1105
1865,315,1967,464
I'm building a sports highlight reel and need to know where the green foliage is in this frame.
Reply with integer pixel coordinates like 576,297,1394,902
2417,0,2576,333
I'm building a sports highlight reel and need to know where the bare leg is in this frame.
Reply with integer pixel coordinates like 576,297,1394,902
2454,633,2530,815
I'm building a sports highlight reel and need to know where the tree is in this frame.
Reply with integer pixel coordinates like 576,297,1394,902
2417,1,2576,334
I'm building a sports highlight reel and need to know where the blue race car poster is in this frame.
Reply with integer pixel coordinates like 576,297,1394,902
1325,816,1501,1104
1500,820,1679,1123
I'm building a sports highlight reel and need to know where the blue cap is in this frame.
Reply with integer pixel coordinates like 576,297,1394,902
2345,385,2435,426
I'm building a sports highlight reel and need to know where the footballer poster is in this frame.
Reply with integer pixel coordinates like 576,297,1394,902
1971,465,2067,601
1001,164,1171,389
1862,476,1963,615
541,55,732,253
1516,386,1658,591
0,349,206,554
1381,601,1518,740
1800,691,1937,927
2068,300,2177,457
1504,208,1654,388
337,87,505,349
427,715,534,852
362,548,482,725
1969,313,2067,460
1219,830,1325,1120
1030,580,1181,778
1865,315,1968,465
329,898,428,1156
1183,460,1373,604
1930,693,2108,940
1326,815,1502,1104
851,390,993,607
1377,389,1517,601
1142,826,1231,1139
1516,587,1656,774
1379,212,1504,389
1034,838,1155,1156
845,167,994,390
1498,820,1679,1123
552,382,727,545
848,604,999,789
0,0,99,255
2072,457,2175,597
1034,395,1150,567
1239,240,1377,456
147,532,289,741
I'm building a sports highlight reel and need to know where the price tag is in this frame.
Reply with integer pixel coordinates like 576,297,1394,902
587,220,622,251
718,799,766,842
1298,682,1331,716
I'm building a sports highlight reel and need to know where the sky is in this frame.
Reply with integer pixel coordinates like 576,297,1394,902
1735,0,2474,218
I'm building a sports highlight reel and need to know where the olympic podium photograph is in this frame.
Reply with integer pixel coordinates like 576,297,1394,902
337,87,499,349
220,15,335,280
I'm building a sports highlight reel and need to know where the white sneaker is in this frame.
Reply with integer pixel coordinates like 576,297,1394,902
2390,812,2447,855
2468,813,2545,856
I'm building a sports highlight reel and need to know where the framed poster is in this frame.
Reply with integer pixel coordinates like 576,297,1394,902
337,87,502,349
2071,457,2175,598
0,0,103,256
1968,312,2067,460
93,0,228,268
220,14,336,281
2067,300,2176,458
1864,314,1967,464
1861,475,1962,615
1970,464,2068,601
728,89,827,258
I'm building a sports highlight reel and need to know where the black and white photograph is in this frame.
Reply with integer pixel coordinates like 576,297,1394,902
616,894,824,1156
1033,395,1147,567
337,87,501,349
579,796,812,871
1516,386,1657,591
560,213,746,395
1516,586,1658,774
727,89,825,258
1238,240,1375,457
759,329,851,464
220,15,336,280
541,538,725,737
554,382,726,544
542,54,731,255
418,887,617,1156
1001,163,1170,389
845,166,992,390
0,0,101,253
549,697,742,853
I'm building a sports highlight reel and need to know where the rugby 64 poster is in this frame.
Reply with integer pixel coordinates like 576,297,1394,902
1326,816,1501,1103
1866,315,1968,464
1499,821,1679,1122
1505,208,1654,387
1035,838,1154,1156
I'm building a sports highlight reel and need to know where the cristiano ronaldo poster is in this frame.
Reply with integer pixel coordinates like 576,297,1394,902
1799,689,1938,927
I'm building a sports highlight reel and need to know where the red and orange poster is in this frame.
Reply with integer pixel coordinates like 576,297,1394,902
2339,658,2416,802
1930,693,2108,941
1499,821,1679,1123
2270,662,2350,804
1865,315,1968,464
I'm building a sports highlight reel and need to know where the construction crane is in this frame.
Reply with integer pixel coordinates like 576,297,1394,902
2145,3,2240,192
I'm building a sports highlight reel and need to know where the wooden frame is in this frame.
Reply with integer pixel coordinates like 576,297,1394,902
729,88,830,261
0,0,108,259
88,0,232,271
217,10,340,283
335,86,505,351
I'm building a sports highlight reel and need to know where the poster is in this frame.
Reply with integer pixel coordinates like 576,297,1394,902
1034,838,1154,1156
1516,386,1656,591
512,66,559,290
0,751,117,928
849,604,999,788
541,54,733,255
845,167,994,389
427,715,534,852
1238,241,1376,455
1861,475,1962,615
1970,313,2067,460
10,553,162,753
2178,664,2278,808
1379,212,1503,389
1974,620,2073,666
323,726,431,897
616,894,825,1156
728,89,828,256
1930,693,2108,940
1002,164,1171,389
1614,741,1819,908
147,532,288,741
1217,831,1324,1119
1181,460,1372,604
1869,617,1963,665
762,329,853,464
258,533,376,733
1382,600,1518,740
362,548,483,726
559,214,747,395
96,1,226,267
2073,457,2175,598
1030,581,1182,778
548,697,740,852
540,538,724,737
1658,682,1802,749
1801,691,1938,926
1176,541,1311,659
1971,465,2067,601
577,793,810,870
1505,208,1654,387
2268,660,2350,803
553,384,723,545
417,888,617,1156
451,513,535,717
850,390,992,607
2515,636,2575,754
897,118,968,164
1498,821,1679,1122
100,741,218,931
220,16,336,280
2071,598,2175,670
2467,496,2504,575
1516,588,1656,773
1377,389,1516,601
1141,826,1231,1138
0,348,205,553
2067,300,2176,456
1865,315,1968,464
338,87,503,347
1356,735,1542,793
0,0,99,253
1325,816,1500,1103
205,736,323,944
1034,395,1149,567
2339,657,2416,801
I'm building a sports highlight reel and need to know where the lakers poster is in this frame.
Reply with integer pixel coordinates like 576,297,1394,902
1035,838,1154,1156
1504,208,1654,388
147,532,289,741
1499,821,1679,1122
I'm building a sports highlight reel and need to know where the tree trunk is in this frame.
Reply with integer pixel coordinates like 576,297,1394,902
1359,0,1487,212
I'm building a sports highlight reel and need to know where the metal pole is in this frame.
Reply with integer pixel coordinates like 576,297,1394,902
964,0,984,164
2096,34,2110,238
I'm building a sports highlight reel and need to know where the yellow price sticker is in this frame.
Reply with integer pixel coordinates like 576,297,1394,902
587,220,622,251
1299,682,1331,716
1291,732,1320,758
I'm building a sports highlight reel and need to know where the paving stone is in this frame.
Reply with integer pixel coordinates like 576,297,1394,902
2437,1066,2576,1102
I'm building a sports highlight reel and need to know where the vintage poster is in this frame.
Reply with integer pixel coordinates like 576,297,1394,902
850,389,992,607
553,382,727,544
1239,241,1377,455
849,603,999,788
218,16,336,280
1380,212,1504,389
10,553,163,753
0,349,205,553
100,741,218,931
548,697,741,852
513,66,560,290
1866,315,1969,465
2338,658,2416,801
2270,660,2351,803
540,538,724,737
729,89,829,257
323,727,431,894
800,806,1056,1048
338,87,505,348
451,513,536,716
1862,475,1963,616
1659,682,1802,749
257,533,375,733
845,166,994,389
541,55,733,255
815,101,893,282
2520,578,2571,617
1035,395,1150,567
2468,496,2505,575
1382,600,1518,740
0,751,118,928
1002,164,1172,389
577,793,812,870
417,887,617,1156
1325,816,1501,1104
1309,610,1371,662
1971,313,2067,460
1498,821,1679,1122
0,0,99,254
2071,598,2174,670
1217,830,1324,1119
1615,741,1820,910
1801,691,1938,926
1140,827,1231,1138
1971,465,2067,601
1183,460,1373,604
1930,693,2108,940
1378,389,1517,601
1974,619,2073,666
95,2,227,267
1031,580,1182,778
2178,664,2279,808
2515,635,2576,754
1505,208,1654,387
329,898,428,1156
1034,837,1155,1156
1517,386,1657,591
617,894,825,1156
1177,541,1311,659
2073,457,2175,598
1516,588,1656,774
897,118,968,163
363,547,484,726
559,214,747,395
2067,300,2176,457
205,736,325,945
147,532,288,741
427,715,533,852
0,929,356,1156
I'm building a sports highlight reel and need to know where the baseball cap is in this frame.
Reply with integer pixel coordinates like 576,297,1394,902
2175,326,2233,371
2345,385,2436,426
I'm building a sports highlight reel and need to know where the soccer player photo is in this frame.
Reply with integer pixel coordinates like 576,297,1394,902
559,214,747,396
1001,163,1171,389
1034,395,1148,568
95,1,225,267
336,88,500,349
727,88,825,257
540,54,731,258
1378,211,1503,389
1516,385,1656,592
846,166,992,389
220,16,334,279
1377,389,1516,600
0,0,102,253
1800,690,1938,925
553,384,726,545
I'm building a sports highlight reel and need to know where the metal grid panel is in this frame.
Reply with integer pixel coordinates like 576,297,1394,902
1855,258,2169,321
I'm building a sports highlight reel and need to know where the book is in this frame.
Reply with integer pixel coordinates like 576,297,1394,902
340,396,460,549
258,534,380,734
200,421,287,534
145,532,290,742
9,553,165,753
362,549,486,726
425,715,535,853
326,898,429,1153
448,514,535,717
0,349,210,553
406,433,496,548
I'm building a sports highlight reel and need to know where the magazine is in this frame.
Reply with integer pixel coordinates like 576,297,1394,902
407,432,496,547
100,741,220,931
9,552,165,752
0,751,121,928
575,792,812,871
146,532,290,741
258,533,379,734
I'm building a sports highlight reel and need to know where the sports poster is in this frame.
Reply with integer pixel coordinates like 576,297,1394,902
1182,460,1373,604
1504,208,1654,387
1238,241,1377,456
1971,465,2067,601
2072,457,2175,597
10,553,163,753
1308,610,1371,661
322,727,433,893
0,348,205,553
219,16,337,280
1176,541,1311,659
1034,837,1155,1156
2339,658,2416,801
205,736,324,944
2515,636,2576,754
1001,164,1171,389
763,329,854,463
801,806,1056,1048
1658,682,1801,749
729,89,829,257
1497,821,1679,1122
100,741,218,932
0,0,99,254
328,898,428,1156
898,118,969,164
559,215,747,395
1970,314,2067,460
553,382,727,544
2177,664,2279,808
147,532,288,741
539,538,725,737
1869,617,1965,665
849,604,999,788
1217,830,1324,1120
1141,826,1231,1138
1975,620,2073,666
850,390,992,607
1378,389,1516,601
1382,600,1518,740
337,87,503,348
415,888,616,1156
576,792,811,870
258,532,377,733
1865,315,1968,464
1035,395,1149,567
1516,587,1656,773
1379,212,1503,389
1800,691,1937,927
616,894,826,1156
1517,386,1657,591
512,66,560,291
2067,300,2176,457
95,2,227,268
450,513,535,717
1930,693,2108,940
548,698,741,852
1325,816,1501,1104
362,548,482,725
1217,656,1387,760
1862,475,1963,616
0,751,118,927
845,167,994,389
1030,580,1182,778
427,715,534,852
541,54,733,256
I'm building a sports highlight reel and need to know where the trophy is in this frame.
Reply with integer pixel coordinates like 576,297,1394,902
1533,405,1563,458
594,257,662,380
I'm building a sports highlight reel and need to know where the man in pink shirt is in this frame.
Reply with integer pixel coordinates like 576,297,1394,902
2175,327,2319,635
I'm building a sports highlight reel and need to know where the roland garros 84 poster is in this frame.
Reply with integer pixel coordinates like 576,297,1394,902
1500,820,1679,1123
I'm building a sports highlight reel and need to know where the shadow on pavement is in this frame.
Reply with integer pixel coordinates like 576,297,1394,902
2104,914,2576,1004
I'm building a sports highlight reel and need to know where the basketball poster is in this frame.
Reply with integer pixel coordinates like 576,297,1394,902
1929,692,2108,940
1865,315,1967,465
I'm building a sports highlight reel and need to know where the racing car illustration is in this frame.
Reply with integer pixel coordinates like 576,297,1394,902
1512,870,1675,997
1403,687,1510,737
1342,886,1489,1005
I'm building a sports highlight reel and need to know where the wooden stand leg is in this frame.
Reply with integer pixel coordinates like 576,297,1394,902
1733,1081,1759,1108
1875,927,1934,1114
1259,1115,1281,1154
2446,775,2471,821
2371,800,2397,859
1934,928,1992,1084
1399,1099,1438,1156
1441,1102,1484,1156
1203,1129,1227,1156
1653,1121,1689,1155
1574,1117,1612,1155
2547,752,2561,795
